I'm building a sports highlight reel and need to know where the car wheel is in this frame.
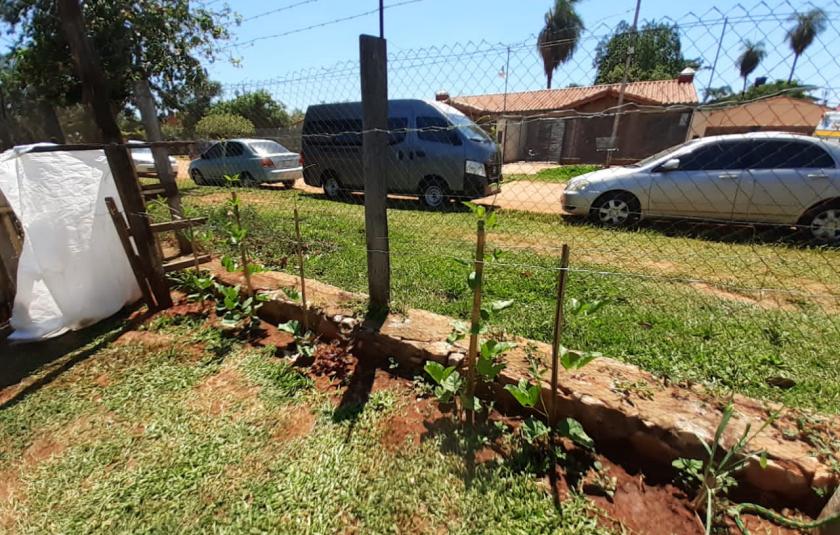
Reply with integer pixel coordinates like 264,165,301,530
589,191,641,227
420,179,448,209
190,168,205,186
804,205,840,243
282,180,296,190
323,176,341,199
239,171,258,188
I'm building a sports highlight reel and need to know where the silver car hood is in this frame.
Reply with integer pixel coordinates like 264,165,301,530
569,166,638,186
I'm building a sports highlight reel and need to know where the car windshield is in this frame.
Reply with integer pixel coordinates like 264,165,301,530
445,112,492,143
249,140,289,155
628,139,700,167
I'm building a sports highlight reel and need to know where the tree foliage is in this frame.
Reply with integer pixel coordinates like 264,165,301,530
704,80,814,104
0,0,235,110
736,40,766,93
593,21,692,85
208,90,290,130
195,113,255,139
537,0,583,90
786,8,827,83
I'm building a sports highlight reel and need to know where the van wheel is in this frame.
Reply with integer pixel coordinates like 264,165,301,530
323,176,341,199
190,168,205,186
420,179,448,209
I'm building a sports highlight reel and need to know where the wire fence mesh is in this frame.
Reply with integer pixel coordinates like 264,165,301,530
153,0,840,413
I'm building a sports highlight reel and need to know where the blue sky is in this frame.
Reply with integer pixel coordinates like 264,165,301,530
208,0,840,110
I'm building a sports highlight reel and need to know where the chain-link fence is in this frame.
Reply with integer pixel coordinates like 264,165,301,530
162,0,840,414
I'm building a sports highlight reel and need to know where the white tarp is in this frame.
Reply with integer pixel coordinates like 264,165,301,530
0,145,141,341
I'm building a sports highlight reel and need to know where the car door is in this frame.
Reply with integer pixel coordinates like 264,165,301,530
200,143,224,184
647,140,751,221
221,141,248,180
740,139,838,224
410,114,465,194
386,116,413,194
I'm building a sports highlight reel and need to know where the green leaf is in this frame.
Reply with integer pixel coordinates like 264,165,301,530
282,287,301,301
424,361,456,385
480,308,490,321
452,257,470,266
277,320,300,335
467,271,480,290
476,353,505,381
759,451,768,469
460,392,481,412
486,210,498,228
490,299,514,312
559,346,600,371
504,379,540,408
246,263,264,275
556,417,594,450
521,416,550,445
220,254,237,272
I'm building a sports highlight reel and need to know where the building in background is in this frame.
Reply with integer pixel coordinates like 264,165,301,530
442,76,698,164
688,95,829,139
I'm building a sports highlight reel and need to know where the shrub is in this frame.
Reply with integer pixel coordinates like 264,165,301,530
195,113,256,139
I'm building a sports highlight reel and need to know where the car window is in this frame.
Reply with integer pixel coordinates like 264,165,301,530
388,117,408,145
417,115,455,144
224,142,245,157
748,140,836,169
250,140,289,154
203,143,223,159
677,141,753,171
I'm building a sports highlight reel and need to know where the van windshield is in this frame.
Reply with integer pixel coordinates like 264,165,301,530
445,112,493,143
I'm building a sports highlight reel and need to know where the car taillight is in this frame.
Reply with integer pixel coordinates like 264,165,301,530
299,153,304,167
260,157,275,168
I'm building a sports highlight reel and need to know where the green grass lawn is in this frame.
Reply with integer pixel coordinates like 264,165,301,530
505,164,601,183
0,316,604,533
172,184,840,414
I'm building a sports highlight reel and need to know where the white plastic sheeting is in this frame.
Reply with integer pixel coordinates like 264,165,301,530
0,145,141,341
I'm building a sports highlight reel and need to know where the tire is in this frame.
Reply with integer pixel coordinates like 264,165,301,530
282,180,296,190
323,175,341,199
589,191,641,227
190,168,205,186
240,171,258,188
420,178,448,209
801,203,840,243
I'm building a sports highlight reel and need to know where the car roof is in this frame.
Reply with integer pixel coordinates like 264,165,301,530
691,131,840,157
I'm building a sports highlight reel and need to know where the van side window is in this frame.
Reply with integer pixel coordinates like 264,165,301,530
333,119,363,146
388,117,408,145
417,116,455,144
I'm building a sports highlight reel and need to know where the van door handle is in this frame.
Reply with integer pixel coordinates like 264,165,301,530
807,172,828,179
416,150,426,158
718,173,739,179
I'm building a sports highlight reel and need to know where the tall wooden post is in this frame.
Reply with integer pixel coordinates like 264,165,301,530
134,79,191,253
57,0,171,308
360,34,391,310
550,244,570,426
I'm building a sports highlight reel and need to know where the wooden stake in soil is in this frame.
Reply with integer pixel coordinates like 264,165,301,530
293,205,309,333
104,197,155,309
465,219,486,427
549,244,571,427
230,189,254,296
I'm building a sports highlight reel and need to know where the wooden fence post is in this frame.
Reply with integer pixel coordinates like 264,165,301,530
57,0,171,309
550,244,571,426
465,219,486,427
360,34,391,311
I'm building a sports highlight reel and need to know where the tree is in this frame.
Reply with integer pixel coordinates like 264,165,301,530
208,90,290,130
0,0,235,135
537,0,583,90
195,113,255,139
786,8,827,83
173,76,223,138
705,80,814,104
594,21,692,84
736,40,766,94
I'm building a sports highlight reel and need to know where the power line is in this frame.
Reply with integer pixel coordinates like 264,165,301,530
241,0,322,23
225,0,424,49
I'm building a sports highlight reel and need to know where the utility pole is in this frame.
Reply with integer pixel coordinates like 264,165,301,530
606,0,642,166
703,17,729,103
360,34,390,311
57,0,171,308
379,0,384,38
134,79,191,253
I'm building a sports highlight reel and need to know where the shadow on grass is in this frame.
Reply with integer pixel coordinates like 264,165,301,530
0,305,146,408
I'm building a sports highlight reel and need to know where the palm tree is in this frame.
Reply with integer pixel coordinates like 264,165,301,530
736,40,766,94
537,0,584,89
786,8,827,83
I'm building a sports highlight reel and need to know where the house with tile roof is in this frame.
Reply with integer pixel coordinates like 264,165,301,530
441,76,699,164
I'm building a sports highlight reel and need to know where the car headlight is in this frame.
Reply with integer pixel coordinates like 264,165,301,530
565,178,590,192
465,160,486,177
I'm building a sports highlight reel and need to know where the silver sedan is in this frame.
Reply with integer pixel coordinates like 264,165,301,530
561,132,840,242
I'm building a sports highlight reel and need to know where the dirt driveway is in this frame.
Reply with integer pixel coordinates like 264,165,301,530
474,180,567,214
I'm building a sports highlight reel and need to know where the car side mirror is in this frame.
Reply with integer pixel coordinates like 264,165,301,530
658,158,680,172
